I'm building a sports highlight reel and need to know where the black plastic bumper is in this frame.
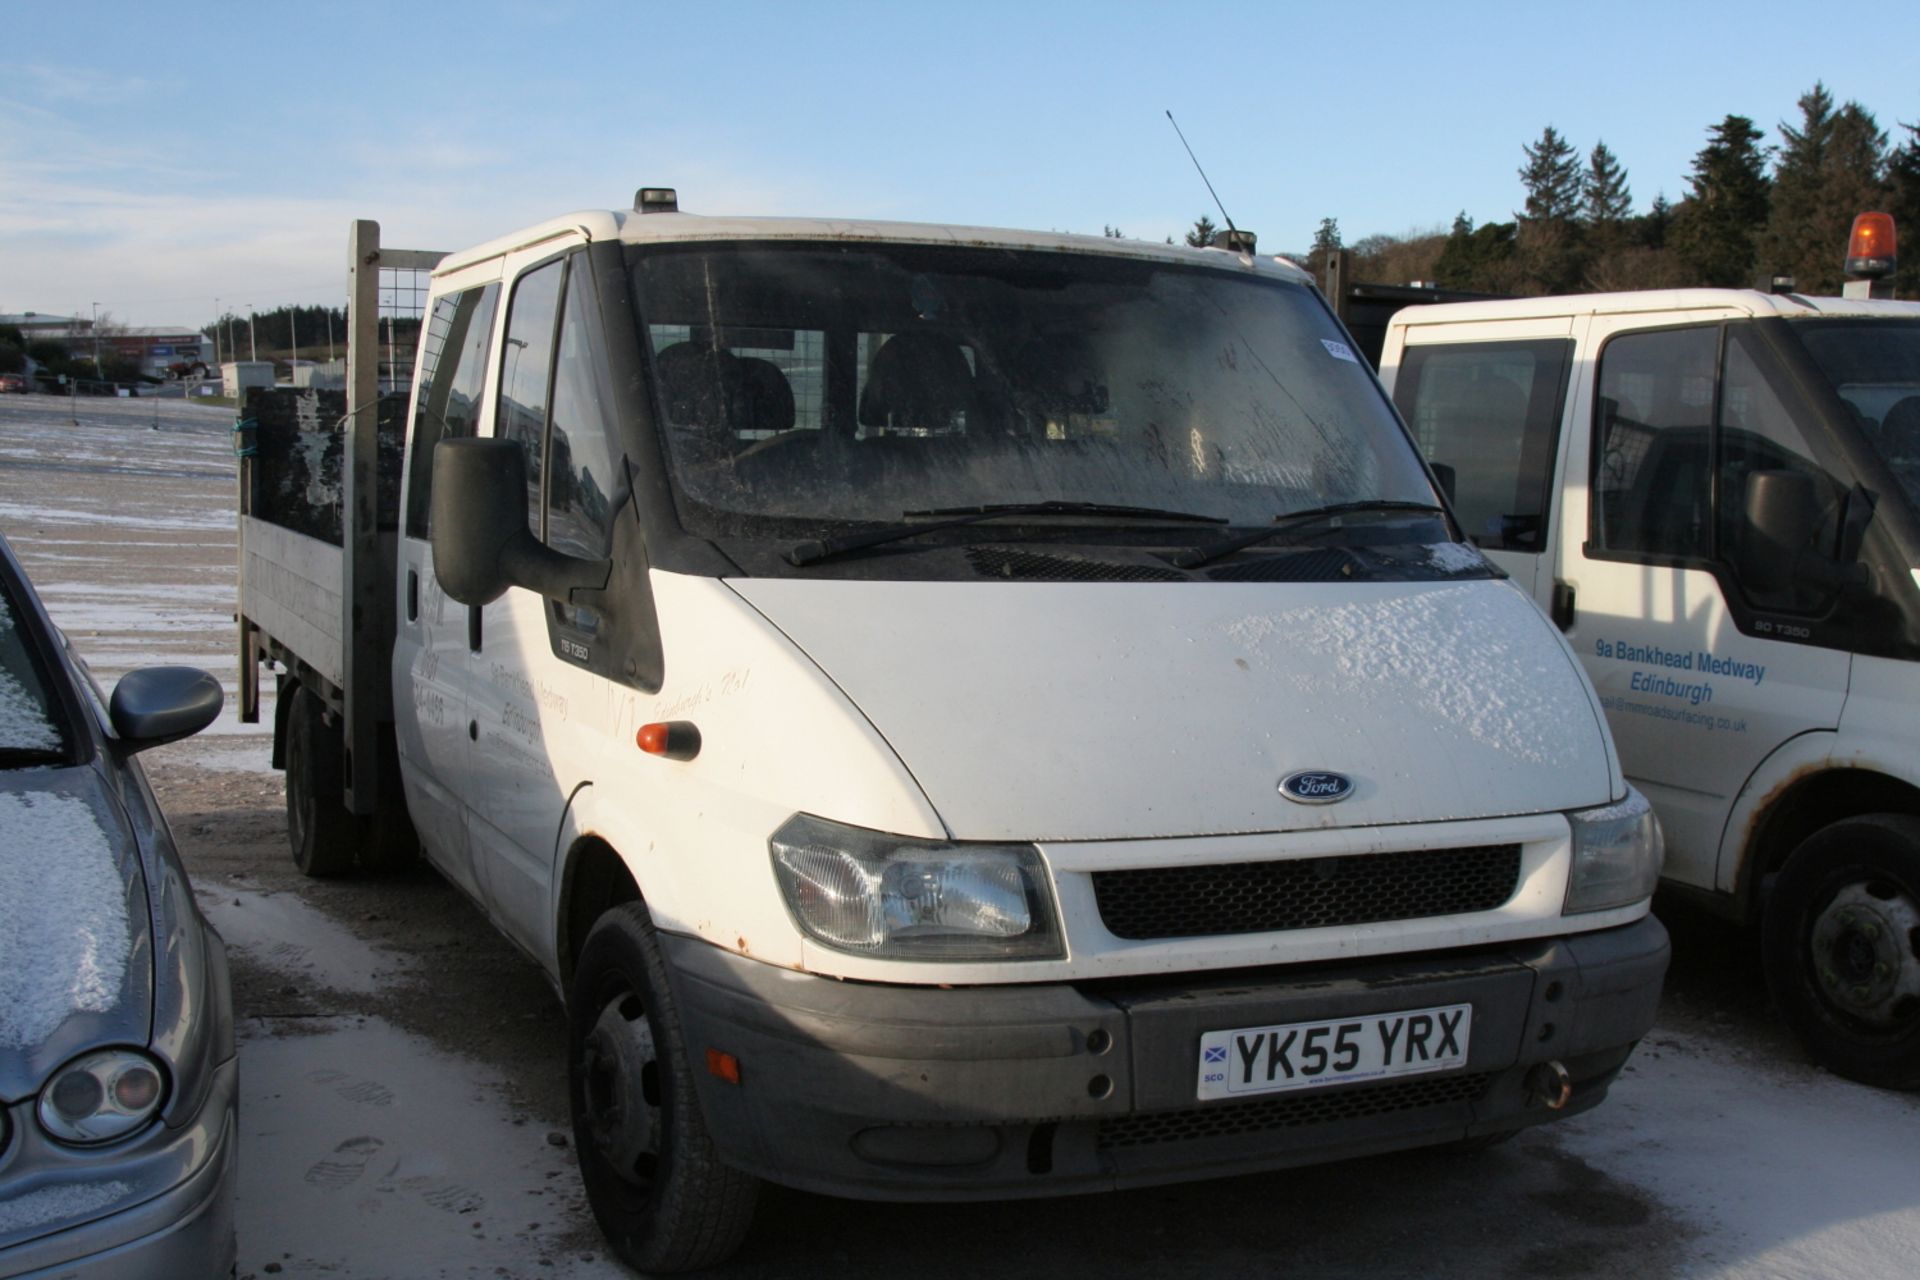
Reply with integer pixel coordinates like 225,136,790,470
664,914,1668,1200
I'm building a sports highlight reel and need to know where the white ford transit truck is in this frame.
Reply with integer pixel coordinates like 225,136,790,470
236,193,1667,1271
1377,246,1920,1091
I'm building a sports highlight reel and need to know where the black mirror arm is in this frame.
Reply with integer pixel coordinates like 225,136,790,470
498,531,611,602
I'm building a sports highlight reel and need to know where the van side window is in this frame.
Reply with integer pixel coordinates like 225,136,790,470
546,260,624,631
1392,339,1571,551
1716,328,1847,612
1591,326,1719,559
405,282,500,540
498,258,566,536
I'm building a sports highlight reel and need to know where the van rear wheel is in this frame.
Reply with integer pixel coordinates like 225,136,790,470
1762,815,1920,1090
285,689,360,878
568,901,759,1272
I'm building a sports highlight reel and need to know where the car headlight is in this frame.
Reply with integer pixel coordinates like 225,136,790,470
770,813,1064,960
37,1049,168,1145
1564,787,1664,914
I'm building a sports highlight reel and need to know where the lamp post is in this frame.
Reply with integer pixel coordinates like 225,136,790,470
247,306,257,363
212,297,222,368
90,301,100,373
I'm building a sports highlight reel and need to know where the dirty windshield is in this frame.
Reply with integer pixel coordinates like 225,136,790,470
627,242,1435,534
1792,318,1920,514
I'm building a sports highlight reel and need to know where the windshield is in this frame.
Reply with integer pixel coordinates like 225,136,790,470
0,583,69,762
627,242,1435,531
1790,318,1920,511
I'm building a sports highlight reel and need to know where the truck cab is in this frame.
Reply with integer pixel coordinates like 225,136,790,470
1379,285,1920,1090
243,194,1668,1271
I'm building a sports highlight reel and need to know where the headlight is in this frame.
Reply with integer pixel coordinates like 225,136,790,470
1564,787,1664,914
38,1049,168,1145
770,814,1064,960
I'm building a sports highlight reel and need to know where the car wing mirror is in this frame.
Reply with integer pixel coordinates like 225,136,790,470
109,666,223,752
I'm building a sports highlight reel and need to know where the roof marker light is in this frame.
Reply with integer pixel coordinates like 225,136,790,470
1845,212,1897,280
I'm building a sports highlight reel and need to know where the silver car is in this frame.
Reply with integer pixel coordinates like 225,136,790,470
0,531,235,1278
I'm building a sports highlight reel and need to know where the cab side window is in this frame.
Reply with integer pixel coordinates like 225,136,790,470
1392,339,1571,551
405,283,500,540
498,259,566,536
1716,328,1848,612
1591,326,1719,559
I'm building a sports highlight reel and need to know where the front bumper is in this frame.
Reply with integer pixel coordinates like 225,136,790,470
666,914,1668,1200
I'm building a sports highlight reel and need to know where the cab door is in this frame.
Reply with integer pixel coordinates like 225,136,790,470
1385,316,1575,599
1553,314,1852,893
392,269,501,901
463,243,627,965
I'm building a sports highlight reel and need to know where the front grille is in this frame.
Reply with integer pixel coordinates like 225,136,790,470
1097,1071,1492,1149
966,546,1185,583
1093,845,1523,940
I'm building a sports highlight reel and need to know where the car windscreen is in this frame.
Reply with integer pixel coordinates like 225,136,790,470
1790,318,1920,513
626,242,1435,532
0,580,71,764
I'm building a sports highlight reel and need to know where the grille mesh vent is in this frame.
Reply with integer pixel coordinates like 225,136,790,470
1093,845,1523,940
1207,548,1360,582
966,547,1186,583
1097,1072,1492,1149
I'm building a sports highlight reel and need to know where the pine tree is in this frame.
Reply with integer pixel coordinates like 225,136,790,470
1761,83,1841,288
1641,192,1673,250
1517,126,1586,292
1673,115,1771,286
1307,216,1342,277
1584,142,1633,228
1185,215,1219,248
1519,126,1584,222
1887,122,1920,296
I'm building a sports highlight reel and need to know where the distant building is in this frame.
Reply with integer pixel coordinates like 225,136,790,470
1,313,213,379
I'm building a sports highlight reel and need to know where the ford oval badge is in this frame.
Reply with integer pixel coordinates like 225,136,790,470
1279,771,1354,805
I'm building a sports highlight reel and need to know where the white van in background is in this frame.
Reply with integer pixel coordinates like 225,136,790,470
238,197,1668,1271
1378,248,1920,1089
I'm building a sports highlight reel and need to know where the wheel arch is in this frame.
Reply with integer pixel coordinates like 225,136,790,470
555,822,641,992
1728,760,1920,924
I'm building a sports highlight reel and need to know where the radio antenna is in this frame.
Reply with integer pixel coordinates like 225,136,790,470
1166,109,1237,234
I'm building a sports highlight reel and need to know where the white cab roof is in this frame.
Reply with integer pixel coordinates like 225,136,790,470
433,207,1311,285
1394,288,1920,328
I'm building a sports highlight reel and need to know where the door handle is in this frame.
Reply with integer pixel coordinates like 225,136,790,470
407,569,418,622
1550,580,1576,632
467,605,482,652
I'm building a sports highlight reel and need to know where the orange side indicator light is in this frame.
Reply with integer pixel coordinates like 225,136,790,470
705,1049,742,1085
636,720,701,761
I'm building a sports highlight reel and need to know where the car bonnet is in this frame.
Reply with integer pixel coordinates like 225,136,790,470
727,576,1614,842
0,766,154,1102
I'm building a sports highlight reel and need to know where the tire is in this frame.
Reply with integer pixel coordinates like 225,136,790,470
284,689,362,878
569,902,759,1273
1762,814,1920,1089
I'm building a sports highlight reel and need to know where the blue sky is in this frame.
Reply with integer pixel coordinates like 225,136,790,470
4,0,1917,327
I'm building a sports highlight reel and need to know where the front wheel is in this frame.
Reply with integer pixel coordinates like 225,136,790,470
1762,815,1920,1089
569,902,759,1272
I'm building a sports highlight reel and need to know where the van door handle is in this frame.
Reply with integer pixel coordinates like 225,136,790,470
467,605,482,652
407,569,418,622
1550,580,1576,632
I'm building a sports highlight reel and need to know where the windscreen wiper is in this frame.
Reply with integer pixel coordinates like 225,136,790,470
787,501,1226,567
1168,500,1450,571
0,747,69,768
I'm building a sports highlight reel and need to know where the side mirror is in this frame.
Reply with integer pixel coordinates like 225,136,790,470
1737,469,1818,594
109,666,223,752
430,437,611,607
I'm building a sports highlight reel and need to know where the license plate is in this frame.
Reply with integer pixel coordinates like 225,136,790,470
1196,1003,1471,1101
